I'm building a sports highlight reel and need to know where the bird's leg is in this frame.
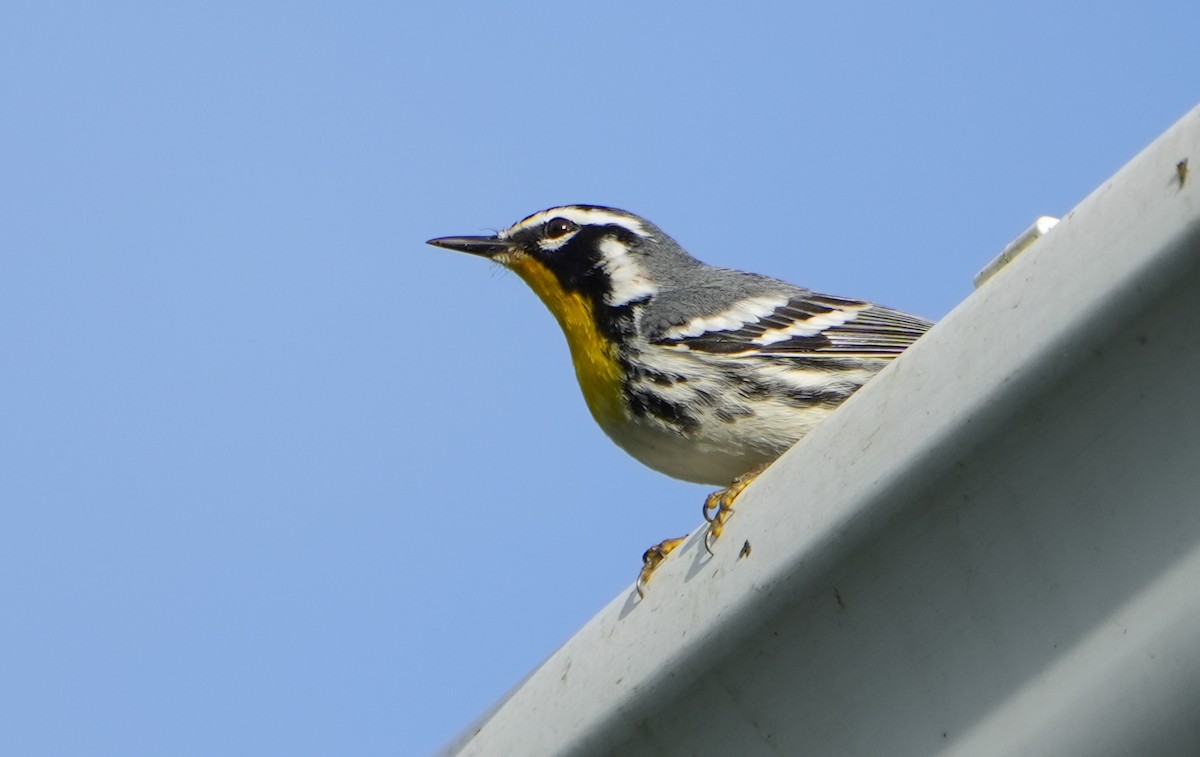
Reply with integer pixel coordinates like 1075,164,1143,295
703,463,770,553
636,535,688,598
636,463,771,596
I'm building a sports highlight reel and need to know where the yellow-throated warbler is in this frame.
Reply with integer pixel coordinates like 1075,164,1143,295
428,205,932,595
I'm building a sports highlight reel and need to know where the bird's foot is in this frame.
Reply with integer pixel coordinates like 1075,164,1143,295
636,535,688,598
703,464,769,554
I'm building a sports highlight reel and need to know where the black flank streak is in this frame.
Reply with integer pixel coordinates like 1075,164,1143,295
623,360,687,387
740,379,777,400
715,406,756,423
742,377,855,408
628,390,700,434
783,386,857,408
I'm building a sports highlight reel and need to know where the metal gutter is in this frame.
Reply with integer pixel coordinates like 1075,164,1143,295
439,105,1200,757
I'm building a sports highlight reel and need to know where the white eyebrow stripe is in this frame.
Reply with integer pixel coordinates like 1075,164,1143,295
501,206,648,239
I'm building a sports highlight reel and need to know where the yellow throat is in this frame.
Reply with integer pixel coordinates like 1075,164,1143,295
504,253,627,427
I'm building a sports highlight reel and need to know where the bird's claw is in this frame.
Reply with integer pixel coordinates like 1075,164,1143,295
636,535,687,598
637,464,769,596
703,493,734,555
701,463,769,554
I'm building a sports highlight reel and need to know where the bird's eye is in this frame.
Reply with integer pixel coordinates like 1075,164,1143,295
544,218,579,240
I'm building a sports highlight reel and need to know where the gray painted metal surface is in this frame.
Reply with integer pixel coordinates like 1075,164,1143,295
439,105,1200,757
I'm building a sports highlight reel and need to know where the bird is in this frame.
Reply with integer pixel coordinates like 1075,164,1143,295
427,205,932,596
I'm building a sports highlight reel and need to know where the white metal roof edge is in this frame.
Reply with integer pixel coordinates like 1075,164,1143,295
438,104,1200,757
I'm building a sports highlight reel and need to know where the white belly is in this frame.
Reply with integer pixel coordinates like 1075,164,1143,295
599,398,832,486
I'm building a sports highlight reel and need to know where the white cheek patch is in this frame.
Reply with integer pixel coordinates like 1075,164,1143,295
662,295,789,339
753,306,865,345
599,236,658,306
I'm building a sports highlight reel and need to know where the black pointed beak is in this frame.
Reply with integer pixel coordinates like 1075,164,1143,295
426,234,513,258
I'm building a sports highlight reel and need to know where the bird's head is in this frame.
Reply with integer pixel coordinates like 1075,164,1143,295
429,205,695,424
428,205,694,312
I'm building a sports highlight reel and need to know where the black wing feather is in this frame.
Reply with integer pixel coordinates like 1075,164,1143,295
651,293,932,357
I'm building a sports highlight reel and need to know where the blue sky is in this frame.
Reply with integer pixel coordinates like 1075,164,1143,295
2,2,1197,755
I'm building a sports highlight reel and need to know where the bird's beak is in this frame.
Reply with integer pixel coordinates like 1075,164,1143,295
426,234,513,258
